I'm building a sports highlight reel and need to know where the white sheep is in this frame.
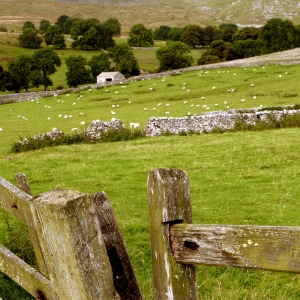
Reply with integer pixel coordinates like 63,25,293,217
80,121,85,126
0,128,3,132
166,103,170,107
71,128,78,133
130,122,140,129
111,111,116,115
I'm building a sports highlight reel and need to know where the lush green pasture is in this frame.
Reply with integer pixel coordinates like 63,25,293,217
1,64,300,154
1,64,300,299
1,130,300,299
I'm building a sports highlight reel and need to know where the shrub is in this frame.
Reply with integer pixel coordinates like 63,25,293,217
0,26,8,32
11,129,145,153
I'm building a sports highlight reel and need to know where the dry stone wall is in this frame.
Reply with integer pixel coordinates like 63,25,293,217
144,108,300,136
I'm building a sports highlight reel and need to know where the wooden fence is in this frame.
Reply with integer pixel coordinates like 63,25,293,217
1,168,300,299
0,173,142,300
148,168,300,299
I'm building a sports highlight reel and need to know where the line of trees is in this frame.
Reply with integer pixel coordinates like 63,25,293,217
2,15,300,92
0,44,140,92
17,15,121,50
153,19,300,66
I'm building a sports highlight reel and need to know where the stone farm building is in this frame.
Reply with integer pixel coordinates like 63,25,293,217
97,72,125,84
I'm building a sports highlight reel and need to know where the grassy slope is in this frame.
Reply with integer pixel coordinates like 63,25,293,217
1,0,300,35
1,130,300,299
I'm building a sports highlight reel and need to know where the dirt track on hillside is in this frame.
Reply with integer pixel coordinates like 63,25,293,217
185,48,300,71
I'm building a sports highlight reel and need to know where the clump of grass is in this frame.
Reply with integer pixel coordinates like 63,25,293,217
258,104,300,111
233,113,300,131
280,91,298,98
88,96,111,102
100,128,145,142
11,132,88,153
0,26,8,32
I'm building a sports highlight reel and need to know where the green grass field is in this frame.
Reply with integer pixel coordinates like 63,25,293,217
1,63,300,299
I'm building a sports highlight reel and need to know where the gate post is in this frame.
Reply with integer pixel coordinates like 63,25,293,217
31,189,117,299
148,168,197,300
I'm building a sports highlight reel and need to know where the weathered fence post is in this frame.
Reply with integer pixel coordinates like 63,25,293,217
92,191,143,299
31,189,117,299
14,173,49,278
148,168,197,300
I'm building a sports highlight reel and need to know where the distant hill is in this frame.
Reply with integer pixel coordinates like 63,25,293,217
1,0,300,34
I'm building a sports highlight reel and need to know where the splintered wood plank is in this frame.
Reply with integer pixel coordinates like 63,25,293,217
93,192,143,300
0,176,34,229
148,168,197,300
170,224,300,273
0,244,57,299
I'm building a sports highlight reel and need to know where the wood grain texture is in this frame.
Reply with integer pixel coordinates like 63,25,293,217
93,191,143,300
0,176,34,229
14,173,49,277
170,224,300,272
0,244,57,299
148,168,197,300
32,189,117,299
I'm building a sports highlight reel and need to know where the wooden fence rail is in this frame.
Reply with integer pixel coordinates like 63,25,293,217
0,174,142,300
148,168,300,300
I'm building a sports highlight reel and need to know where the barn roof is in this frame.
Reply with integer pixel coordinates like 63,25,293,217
97,71,124,77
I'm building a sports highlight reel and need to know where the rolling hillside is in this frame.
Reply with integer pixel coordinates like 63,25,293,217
1,0,300,34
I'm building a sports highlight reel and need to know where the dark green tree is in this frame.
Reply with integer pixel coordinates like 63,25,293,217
233,26,259,41
32,49,61,91
182,24,205,48
0,65,13,92
71,19,114,50
198,40,236,64
203,25,219,45
259,18,299,54
7,55,41,92
127,23,154,47
108,43,140,78
219,23,238,42
44,25,66,48
22,21,35,30
233,39,260,58
65,55,92,87
197,54,221,65
39,20,51,33
18,28,43,48
167,27,183,41
88,52,111,78
156,41,193,71
55,15,69,32
102,18,121,36
63,18,79,34
153,25,171,40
